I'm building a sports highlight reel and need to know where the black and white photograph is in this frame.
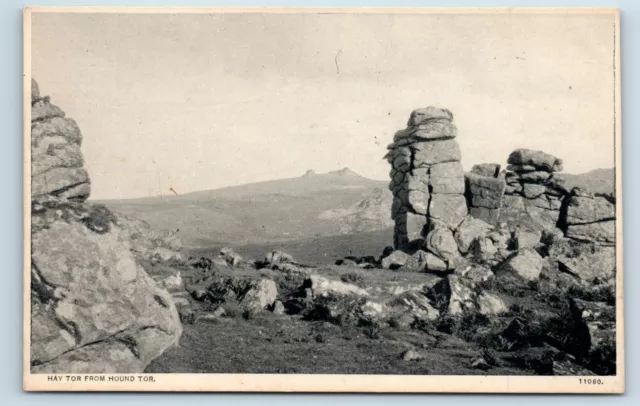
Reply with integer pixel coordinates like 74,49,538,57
24,8,623,393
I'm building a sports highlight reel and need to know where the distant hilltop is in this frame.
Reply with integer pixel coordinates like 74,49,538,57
302,167,364,178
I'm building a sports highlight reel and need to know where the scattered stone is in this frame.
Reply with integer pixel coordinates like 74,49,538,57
272,300,286,315
381,250,411,270
240,279,278,312
401,349,424,361
219,247,244,267
471,357,491,370
496,248,545,281
264,250,295,268
305,275,369,299
429,275,506,316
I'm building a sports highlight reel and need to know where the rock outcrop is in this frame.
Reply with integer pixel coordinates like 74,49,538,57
562,188,616,246
30,80,182,373
465,167,506,225
115,213,183,262
31,78,90,202
385,107,468,271
502,149,568,231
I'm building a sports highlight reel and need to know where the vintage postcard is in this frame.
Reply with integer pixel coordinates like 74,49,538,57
23,7,623,393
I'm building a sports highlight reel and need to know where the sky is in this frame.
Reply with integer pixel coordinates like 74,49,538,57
30,11,617,200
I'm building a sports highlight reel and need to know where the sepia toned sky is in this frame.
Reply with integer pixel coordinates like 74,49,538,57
31,11,617,200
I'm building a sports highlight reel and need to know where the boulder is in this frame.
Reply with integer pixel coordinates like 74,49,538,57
429,161,465,194
30,202,182,373
513,229,542,250
470,237,498,264
507,149,563,172
470,163,501,178
425,226,460,264
425,252,448,273
411,139,462,166
384,291,440,323
404,212,428,241
429,194,468,229
469,207,501,226
519,171,552,183
565,194,615,225
403,250,429,272
459,265,495,283
115,213,183,262
522,183,548,199
411,120,457,140
406,190,429,215
219,247,244,267
240,279,278,312
466,173,506,209
496,248,545,281
556,245,616,283
454,215,493,254
306,275,369,299
264,250,295,268
565,221,616,246
32,98,66,122
381,250,411,270
407,106,453,126
429,275,507,316
32,167,91,202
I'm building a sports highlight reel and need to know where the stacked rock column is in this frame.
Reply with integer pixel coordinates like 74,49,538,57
465,164,507,225
503,149,567,229
386,107,468,263
31,78,91,202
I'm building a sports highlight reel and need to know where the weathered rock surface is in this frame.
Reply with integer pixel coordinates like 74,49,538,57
381,250,410,270
305,275,369,299
429,275,507,316
563,190,616,245
31,202,182,373
429,194,468,230
470,163,501,178
240,279,278,312
31,81,90,202
115,212,183,262
507,149,563,172
496,248,545,281
454,216,493,254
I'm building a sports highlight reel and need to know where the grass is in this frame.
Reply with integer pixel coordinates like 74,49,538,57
145,312,528,375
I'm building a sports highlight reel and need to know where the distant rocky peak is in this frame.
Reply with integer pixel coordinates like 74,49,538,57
330,167,359,177
302,169,316,177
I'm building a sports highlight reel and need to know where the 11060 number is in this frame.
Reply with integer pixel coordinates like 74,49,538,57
579,378,604,385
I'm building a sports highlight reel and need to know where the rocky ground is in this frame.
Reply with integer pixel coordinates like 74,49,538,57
143,229,616,376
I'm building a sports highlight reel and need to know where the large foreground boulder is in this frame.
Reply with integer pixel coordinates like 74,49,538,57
30,201,183,373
